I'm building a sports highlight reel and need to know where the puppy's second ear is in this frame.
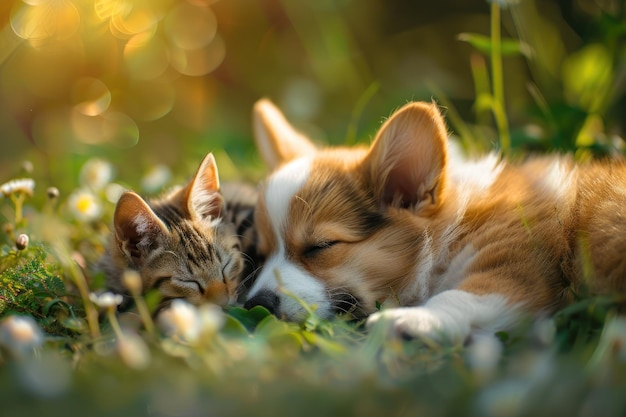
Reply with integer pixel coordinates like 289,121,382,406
364,102,448,215
252,99,317,171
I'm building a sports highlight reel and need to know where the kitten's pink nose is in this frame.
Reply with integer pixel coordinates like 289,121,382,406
204,281,229,306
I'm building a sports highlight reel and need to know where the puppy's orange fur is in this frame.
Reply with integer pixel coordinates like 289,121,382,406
246,99,626,341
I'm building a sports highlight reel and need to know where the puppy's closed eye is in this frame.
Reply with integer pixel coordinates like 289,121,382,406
303,241,339,258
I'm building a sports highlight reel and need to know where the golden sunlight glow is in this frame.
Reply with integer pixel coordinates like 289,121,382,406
169,34,225,77
3,0,224,153
72,77,112,116
123,34,169,80
10,0,81,45
164,3,217,50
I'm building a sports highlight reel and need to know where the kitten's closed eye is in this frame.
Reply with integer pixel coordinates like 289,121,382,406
175,278,204,293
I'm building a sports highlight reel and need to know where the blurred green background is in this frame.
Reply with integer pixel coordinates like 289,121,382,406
0,0,624,190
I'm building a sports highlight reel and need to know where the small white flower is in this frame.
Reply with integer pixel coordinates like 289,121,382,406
0,315,44,357
68,188,102,222
465,333,503,375
141,164,171,194
158,300,200,343
89,292,124,308
80,158,113,191
1,178,35,197
197,303,225,335
104,183,126,204
158,300,225,344
117,331,151,370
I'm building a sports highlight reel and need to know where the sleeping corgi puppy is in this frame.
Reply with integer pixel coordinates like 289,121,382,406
244,99,626,343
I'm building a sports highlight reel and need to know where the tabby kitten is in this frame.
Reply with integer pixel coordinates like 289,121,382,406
100,153,261,311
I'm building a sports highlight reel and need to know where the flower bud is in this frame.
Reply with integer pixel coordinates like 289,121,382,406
46,187,60,200
16,233,29,250
122,269,142,295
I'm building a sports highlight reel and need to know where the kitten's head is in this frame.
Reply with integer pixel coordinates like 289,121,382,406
107,153,244,310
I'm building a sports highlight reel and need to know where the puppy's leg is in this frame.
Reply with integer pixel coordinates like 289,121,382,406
366,289,522,344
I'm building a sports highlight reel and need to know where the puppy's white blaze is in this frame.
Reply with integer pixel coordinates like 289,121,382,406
252,159,330,321
248,249,332,321
265,157,312,237
368,290,520,342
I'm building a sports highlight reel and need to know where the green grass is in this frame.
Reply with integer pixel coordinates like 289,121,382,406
0,181,626,416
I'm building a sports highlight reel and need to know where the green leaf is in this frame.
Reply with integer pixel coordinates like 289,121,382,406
226,305,272,332
143,289,162,314
458,33,531,57
301,331,347,356
61,316,88,333
255,314,293,338
221,314,249,337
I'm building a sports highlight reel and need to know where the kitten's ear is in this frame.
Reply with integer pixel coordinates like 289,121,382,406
182,152,224,220
362,101,448,215
252,98,317,171
114,191,168,265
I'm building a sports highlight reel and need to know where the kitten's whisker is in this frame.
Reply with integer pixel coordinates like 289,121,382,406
237,265,263,290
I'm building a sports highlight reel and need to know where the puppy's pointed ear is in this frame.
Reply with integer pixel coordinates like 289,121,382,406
363,102,448,215
181,153,224,220
252,99,317,170
114,191,168,266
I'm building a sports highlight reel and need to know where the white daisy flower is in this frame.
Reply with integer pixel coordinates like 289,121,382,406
68,188,103,222
104,183,126,204
0,178,35,198
80,158,113,191
158,300,200,343
197,303,225,335
465,333,503,376
158,300,225,344
141,164,172,194
0,315,44,357
89,292,124,309
117,331,151,370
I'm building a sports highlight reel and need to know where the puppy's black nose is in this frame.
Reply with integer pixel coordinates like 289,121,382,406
244,290,279,315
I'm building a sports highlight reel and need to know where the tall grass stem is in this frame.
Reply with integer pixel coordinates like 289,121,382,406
490,3,512,156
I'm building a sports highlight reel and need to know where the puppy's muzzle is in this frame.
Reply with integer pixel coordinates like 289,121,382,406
244,290,280,315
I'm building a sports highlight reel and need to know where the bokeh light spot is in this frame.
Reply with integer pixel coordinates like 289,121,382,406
127,80,175,121
103,112,140,148
72,77,111,116
170,35,225,77
94,0,118,20
165,3,217,50
71,110,139,148
110,0,158,39
124,34,169,80
10,0,81,44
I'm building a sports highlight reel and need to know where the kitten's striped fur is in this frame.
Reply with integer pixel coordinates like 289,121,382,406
100,153,261,311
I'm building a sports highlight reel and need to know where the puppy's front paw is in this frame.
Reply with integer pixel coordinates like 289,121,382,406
367,306,468,343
